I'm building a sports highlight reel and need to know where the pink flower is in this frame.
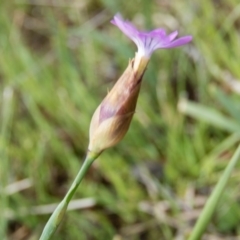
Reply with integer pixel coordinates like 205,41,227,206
111,14,192,58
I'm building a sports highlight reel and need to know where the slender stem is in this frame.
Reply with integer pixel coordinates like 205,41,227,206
188,144,240,240
39,151,100,240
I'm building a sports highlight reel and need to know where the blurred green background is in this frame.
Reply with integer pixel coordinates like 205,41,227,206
1,0,240,239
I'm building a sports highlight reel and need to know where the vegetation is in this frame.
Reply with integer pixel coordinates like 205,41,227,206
1,0,240,239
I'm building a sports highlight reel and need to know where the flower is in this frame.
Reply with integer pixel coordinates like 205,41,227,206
111,13,192,59
88,14,192,154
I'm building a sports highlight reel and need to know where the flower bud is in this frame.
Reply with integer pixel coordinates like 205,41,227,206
88,57,149,154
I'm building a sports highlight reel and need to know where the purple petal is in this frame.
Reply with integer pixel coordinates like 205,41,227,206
147,28,167,38
111,14,138,41
111,14,193,57
168,31,178,41
162,36,193,48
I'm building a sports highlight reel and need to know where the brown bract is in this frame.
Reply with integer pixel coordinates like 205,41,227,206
88,57,149,154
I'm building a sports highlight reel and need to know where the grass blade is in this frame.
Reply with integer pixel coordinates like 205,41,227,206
188,144,240,240
178,98,240,132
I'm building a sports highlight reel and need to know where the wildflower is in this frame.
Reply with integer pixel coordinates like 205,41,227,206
88,14,192,154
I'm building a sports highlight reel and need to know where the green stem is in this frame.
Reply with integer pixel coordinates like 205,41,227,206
188,144,240,240
39,151,100,240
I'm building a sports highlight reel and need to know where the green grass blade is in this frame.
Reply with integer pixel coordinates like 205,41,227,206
210,85,240,123
188,144,240,240
178,98,240,132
